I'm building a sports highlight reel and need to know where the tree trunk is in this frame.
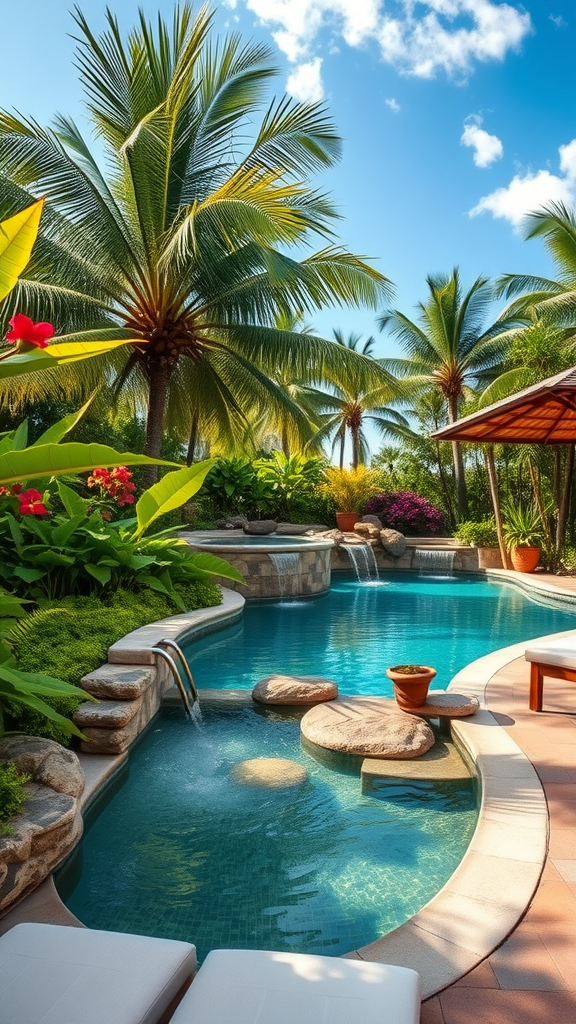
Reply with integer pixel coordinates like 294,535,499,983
556,444,574,555
484,446,510,569
142,363,170,488
553,447,562,507
339,431,345,469
528,458,553,552
281,424,290,457
186,413,199,467
434,440,456,530
351,426,359,469
447,396,468,519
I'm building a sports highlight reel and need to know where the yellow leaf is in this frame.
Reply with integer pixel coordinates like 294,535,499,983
0,338,136,380
0,198,44,302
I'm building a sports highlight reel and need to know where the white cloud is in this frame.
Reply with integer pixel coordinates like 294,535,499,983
461,117,503,167
286,58,325,103
243,0,532,99
385,97,401,112
549,14,567,28
469,141,576,230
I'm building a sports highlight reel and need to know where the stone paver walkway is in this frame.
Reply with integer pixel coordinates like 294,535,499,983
421,654,576,1024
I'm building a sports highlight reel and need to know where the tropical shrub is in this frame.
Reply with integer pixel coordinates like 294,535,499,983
201,458,274,518
502,503,545,550
455,519,499,547
320,466,379,514
0,762,30,834
9,585,220,689
365,491,444,535
253,451,327,522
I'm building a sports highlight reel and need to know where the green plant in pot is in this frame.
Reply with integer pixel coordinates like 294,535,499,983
320,467,379,531
386,664,437,710
502,503,545,573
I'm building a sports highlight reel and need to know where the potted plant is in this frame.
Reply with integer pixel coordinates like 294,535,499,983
502,503,544,573
321,467,379,532
386,664,437,710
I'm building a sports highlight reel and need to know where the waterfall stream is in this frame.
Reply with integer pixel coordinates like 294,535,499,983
268,552,301,598
342,542,381,584
413,548,456,576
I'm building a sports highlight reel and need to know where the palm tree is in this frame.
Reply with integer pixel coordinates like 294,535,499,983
306,331,408,468
496,202,576,332
379,269,516,518
0,6,392,483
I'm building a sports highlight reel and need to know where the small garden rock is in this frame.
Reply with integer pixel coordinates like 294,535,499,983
253,674,338,705
300,697,435,758
354,522,381,540
380,528,407,557
243,520,278,535
360,515,383,527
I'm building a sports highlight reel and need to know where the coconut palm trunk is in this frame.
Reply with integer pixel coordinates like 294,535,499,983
556,444,575,555
447,395,468,519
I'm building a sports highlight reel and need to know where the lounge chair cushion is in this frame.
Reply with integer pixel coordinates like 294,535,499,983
525,636,576,669
170,948,421,1024
0,922,197,1024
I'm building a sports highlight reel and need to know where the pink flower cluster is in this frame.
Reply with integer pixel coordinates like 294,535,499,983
365,490,444,536
87,467,136,507
0,484,49,516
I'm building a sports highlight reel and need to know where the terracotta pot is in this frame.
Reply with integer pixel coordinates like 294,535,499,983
336,511,359,532
386,665,437,710
510,546,540,573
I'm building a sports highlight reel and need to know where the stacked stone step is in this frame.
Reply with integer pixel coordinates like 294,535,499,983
74,664,166,754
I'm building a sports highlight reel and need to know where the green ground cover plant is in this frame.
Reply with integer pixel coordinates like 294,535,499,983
0,762,30,835
454,520,499,546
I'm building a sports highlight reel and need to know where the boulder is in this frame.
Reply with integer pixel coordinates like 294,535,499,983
232,757,307,788
216,515,248,529
360,515,383,527
275,523,328,535
253,674,338,705
380,528,407,557
354,522,381,540
0,736,84,798
300,697,435,759
243,520,278,535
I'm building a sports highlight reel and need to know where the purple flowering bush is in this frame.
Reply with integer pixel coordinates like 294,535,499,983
364,491,444,535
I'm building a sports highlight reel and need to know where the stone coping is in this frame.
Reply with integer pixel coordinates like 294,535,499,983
183,529,334,552
485,567,576,605
108,588,245,664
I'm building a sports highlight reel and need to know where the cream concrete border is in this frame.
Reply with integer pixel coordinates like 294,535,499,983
108,588,245,664
183,529,334,553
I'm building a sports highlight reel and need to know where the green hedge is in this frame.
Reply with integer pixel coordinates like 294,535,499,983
0,762,30,835
8,583,221,743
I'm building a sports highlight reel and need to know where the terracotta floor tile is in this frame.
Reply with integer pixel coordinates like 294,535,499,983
536,765,575,783
524,880,576,926
548,831,576,858
453,961,499,988
534,924,576,989
420,996,445,1023
543,782,576,803
488,924,567,990
541,859,563,881
545,801,576,827
551,859,576,883
439,988,576,1024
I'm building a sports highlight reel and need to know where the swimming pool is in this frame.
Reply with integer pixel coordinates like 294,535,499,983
183,573,576,695
58,705,477,960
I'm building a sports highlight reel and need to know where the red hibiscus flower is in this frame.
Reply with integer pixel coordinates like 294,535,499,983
17,488,49,516
5,313,54,350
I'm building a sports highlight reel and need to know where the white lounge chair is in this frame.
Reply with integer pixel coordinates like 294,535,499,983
0,922,197,1024
170,948,421,1024
525,634,576,711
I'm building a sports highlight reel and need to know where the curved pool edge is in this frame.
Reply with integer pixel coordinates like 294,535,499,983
8,587,575,1001
347,631,576,996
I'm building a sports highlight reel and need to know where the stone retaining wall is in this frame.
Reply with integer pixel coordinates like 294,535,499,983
212,546,332,600
331,543,484,573
0,737,84,913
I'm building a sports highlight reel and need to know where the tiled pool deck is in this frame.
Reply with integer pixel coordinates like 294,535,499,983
422,569,576,1024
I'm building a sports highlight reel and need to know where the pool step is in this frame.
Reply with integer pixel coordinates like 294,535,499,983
361,737,471,792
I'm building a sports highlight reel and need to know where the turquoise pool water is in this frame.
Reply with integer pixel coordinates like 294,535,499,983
184,573,576,695
58,706,477,960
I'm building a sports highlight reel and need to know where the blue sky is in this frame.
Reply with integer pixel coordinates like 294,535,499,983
1,1,575,451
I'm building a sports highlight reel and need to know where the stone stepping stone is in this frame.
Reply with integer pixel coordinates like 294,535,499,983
361,738,471,790
252,675,338,705
401,691,480,718
232,758,307,788
300,697,435,759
